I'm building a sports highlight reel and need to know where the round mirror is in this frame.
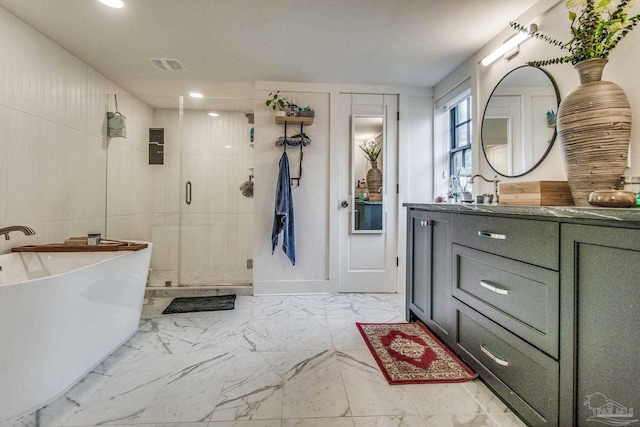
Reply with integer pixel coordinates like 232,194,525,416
481,66,560,177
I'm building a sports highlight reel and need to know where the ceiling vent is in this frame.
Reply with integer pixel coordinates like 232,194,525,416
149,58,185,71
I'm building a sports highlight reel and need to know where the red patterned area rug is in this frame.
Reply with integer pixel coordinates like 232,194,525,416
357,322,477,384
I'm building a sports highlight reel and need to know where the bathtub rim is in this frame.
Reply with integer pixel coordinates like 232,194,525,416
0,241,152,287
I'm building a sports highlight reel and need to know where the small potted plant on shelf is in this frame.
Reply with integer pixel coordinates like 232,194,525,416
265,91,290,116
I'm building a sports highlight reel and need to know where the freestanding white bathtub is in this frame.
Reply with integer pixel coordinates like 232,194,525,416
0,243,152,422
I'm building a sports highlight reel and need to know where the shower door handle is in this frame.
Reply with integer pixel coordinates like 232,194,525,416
186,181,192,205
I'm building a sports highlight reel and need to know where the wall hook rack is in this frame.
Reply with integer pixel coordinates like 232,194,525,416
274,116,313,187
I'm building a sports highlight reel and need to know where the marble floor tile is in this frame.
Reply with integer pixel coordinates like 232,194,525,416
422,413,500,427
210,421,282,427
277,351,351,419
240,316,288,352
406,384,485,417
250,296,290,317
135,352,235,424
282,418,355,427
337,350,419,417
461,381,511,415
210,352,284,422
287,316,334,351
3,293,525,427
488,413,527,427
328,315,369,350
351,415,428,427
59,355,181,425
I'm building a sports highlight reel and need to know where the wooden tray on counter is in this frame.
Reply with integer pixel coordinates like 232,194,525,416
11,242,148,252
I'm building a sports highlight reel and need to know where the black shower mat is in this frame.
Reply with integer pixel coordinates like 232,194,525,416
162,294,236,314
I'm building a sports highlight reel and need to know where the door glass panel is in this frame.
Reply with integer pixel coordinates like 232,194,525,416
179,96,254,285
352,115,384,233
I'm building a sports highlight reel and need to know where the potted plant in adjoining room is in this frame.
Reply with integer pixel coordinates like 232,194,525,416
265,91,290,116
511,0,640,206
360,140,383,199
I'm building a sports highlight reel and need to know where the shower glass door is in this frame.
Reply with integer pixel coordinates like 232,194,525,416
178,96,254,286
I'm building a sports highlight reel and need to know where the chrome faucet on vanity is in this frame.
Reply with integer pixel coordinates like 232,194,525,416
0,225,36,240
470,174,501,204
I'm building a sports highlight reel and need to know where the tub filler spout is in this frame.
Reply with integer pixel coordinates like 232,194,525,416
0,225,36,240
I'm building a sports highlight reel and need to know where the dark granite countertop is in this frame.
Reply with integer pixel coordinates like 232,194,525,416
403,202,640,228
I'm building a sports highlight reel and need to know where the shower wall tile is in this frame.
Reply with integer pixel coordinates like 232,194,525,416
229,154,254,215
151,152,180,214
9,16,42,117
179,213,220,284
150,212,179,273
228,213,254,281
40,38,69,125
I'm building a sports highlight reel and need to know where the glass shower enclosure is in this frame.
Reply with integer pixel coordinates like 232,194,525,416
106,94,254,288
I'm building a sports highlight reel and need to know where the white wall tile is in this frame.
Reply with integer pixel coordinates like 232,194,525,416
0,7,15,107
65,54,88,132
6,109,41,224
9,16,43,116
0,106,7,225
130,213,153,242
106,215,131,240
39,119,66,222
0,6,156,257
116,143,133,216
85,134,107,219
61,127,87,221
40,38,69,125
87,68,107,137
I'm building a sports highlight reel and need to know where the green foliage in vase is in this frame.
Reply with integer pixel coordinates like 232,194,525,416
510,0,640,67
360,140,381,163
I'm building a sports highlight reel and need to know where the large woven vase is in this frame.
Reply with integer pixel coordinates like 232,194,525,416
557,58,631,206
367,161,383,193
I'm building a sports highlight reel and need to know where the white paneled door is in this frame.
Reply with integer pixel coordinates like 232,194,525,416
338,94,398,293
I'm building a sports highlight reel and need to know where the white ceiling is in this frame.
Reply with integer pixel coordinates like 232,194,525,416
0,0,540,101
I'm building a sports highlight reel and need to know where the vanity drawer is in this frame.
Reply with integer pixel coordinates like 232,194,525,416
452,244,559,358
451,214,559,270
455,302,559,425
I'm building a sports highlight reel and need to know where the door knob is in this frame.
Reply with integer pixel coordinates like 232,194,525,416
340,200,349,208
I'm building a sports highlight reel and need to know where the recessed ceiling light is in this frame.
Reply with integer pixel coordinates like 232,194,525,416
99,0,124,8
208,112,219,117
189,92,203,98
224,145,232,149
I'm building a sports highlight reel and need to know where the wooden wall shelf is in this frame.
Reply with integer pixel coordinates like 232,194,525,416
275,116,314,126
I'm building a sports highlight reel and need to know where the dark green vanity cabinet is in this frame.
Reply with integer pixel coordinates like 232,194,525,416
404,204,640,427
406,209,454,346
559,225,640,427
450,213,560,426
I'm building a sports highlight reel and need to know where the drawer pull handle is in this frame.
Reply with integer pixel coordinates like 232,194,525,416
480,280,509,295
478,230,506,240
481,344,509,367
